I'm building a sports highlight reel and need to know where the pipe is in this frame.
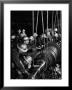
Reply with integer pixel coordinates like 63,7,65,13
32,60,45,79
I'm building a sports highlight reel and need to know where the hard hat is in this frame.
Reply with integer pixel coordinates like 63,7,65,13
55,33,58,37
29,36,34,41
22,29,25,33
33,33,38,37
17,44,28,53
11,35,16,39
18,29,21,34
54,28,58,32
41,34,47,38
24,37,29,40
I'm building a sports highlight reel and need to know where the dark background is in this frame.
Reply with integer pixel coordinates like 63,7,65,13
11,11,61,36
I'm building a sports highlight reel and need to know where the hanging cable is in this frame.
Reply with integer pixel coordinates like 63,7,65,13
54,12,56,29
54,11,59,30
47,11,48,44
60,12,62,33
32,11,34,35
41,11,45,46
52,11,54,30
36,11,39,35
41,11,44,36
57,11,59,31
50,11,54,42
47,11,48,30
35,11,39,45
32,11,35,66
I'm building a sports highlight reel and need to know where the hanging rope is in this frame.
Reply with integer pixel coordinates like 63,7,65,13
41,11,45,46
54,11,60,31
54,12,56,29
32,11,35,66
47,11,48,44
52,11,54,30
60,12,62,33
32,11,34,35
41,11,44,35
47,11,48,30
36,11,39,34
57,11,59,31
35,11,39,45
54,11,59,30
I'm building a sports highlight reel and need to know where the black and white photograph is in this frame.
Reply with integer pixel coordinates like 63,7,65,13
4,4,69,87
11,11,61,79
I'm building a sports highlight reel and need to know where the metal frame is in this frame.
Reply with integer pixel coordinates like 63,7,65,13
0,0,70,89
